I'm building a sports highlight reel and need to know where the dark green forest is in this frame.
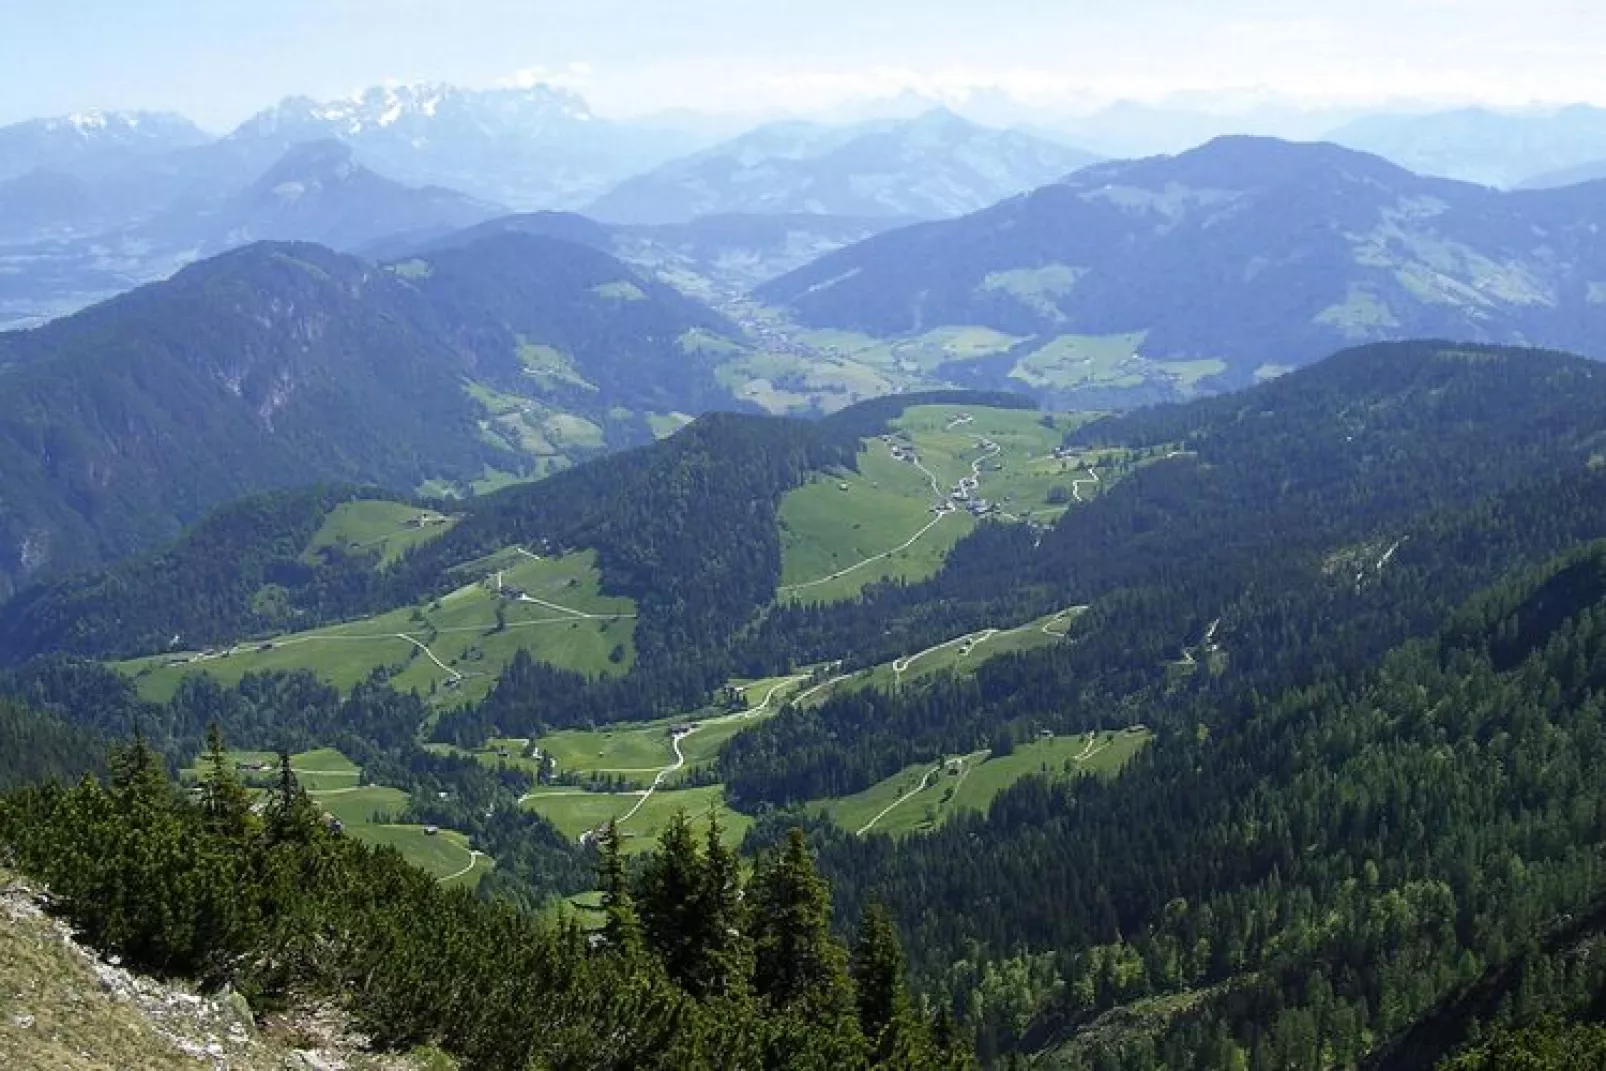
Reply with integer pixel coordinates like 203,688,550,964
0,230,751,600
0,735,968,1069
5,341,1606,1066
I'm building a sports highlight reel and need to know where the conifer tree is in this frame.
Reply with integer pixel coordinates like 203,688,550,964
199,723,253,840
265,750,318,845
107,732,169,813
853,900,916,1063
635,810,708,991
749,827,855,1015
699,806,751,999
597,819,642,955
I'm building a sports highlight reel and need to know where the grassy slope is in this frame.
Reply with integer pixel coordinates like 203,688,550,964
504,678,819,852
304,500,458,569
812,730,1152,837
118,550,635,707
778,404,1094,603
521,784,749,856
435,673,812,787
817,606,1085,698
1008,332,1228,396
717,322,1021,416
0,869,439,1071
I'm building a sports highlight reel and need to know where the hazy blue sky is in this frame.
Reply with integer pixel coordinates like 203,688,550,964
3,0,1603,129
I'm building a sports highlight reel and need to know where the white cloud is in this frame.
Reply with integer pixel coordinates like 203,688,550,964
498,62,594,92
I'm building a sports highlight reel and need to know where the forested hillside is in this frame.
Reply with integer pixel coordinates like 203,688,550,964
777,540,1606,1067
6,341,1606,1067
0,231,750,598
0,735,970,1069
0,390,1025,711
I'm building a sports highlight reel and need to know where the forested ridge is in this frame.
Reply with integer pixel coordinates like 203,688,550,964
740,540,1606,1065
0,229,750,599
0,389,1027,721
5,340,1606,1065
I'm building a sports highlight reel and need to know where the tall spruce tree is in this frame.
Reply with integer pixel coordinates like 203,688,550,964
264,750,318,845
699,806,751,999
597,819,642,956
199,723,253,840
749,827,855,1014
636,810,710,992
854,900,915,1062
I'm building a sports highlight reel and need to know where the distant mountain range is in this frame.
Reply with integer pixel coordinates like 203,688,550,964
0,109,211,182
1327,105,1606,187
1518,159,1606,190
0,232,746,597
372,208,912,301
757,136,1606,400
222,83,702,210
186,139,501,250
585,109,1100,224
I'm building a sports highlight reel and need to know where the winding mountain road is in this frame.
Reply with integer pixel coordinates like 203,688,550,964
892,629,1000,678
439,848,485,884
1070,466,1101,503
779,435,1003,597
540,675,811,828
399,634,463,682
857,765,942,836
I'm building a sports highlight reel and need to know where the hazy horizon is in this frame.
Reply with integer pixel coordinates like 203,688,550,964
3,0,1603,131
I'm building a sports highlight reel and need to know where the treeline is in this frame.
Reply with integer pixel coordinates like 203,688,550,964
0,738,971,1069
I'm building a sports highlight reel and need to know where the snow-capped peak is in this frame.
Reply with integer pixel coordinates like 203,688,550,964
244,80,594,139
67,109,111,131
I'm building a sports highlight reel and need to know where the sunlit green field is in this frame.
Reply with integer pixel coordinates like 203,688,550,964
431,674,808,789
794,325,1023,375
777,405,1095,603
539,725,678,778
351,824,490,888
520,784,749,855
778,448,974,601
118,550,636,706
819,606,1086,698
812,729,1152,837
304,499,457,569
1009,333,1150,390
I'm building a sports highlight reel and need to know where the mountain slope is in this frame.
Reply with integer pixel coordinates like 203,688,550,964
199,139,501,250
586,108,1099,224
223,82,700,209
0,110,211,182
1328,104,1606,187
1518,159,1606,190
402,231,740,413
0,234,746,596
758,137,1606,394
10,337,1606,1066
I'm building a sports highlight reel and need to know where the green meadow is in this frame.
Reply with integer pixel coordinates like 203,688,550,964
118,550,636,706
812,729,1152,837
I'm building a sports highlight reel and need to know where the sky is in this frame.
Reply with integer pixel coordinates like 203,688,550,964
2,0,1605,130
